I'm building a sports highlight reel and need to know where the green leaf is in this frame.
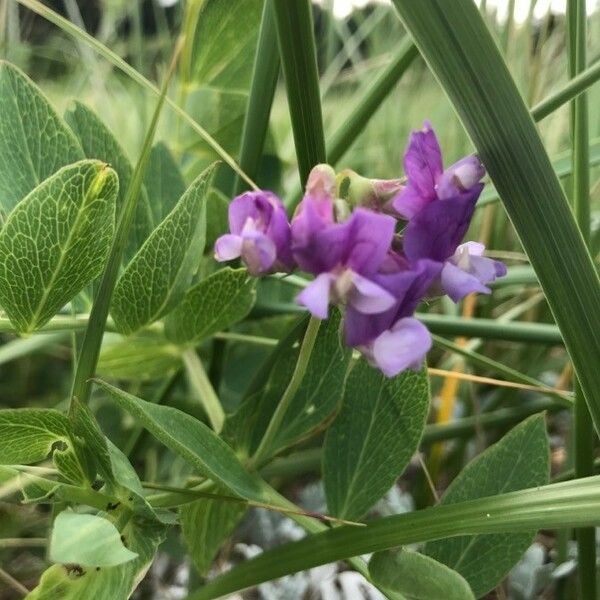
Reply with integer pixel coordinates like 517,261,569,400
390,0,600,436
180,490,247,575
49,511,137,567
225,310,351,459
143,142,186,223
0,408,71,465
26,516,165,600
164,267,257,345
323,362,430,521
0,408,88,484
111,164,215,334
187,0,263,88
0,160,117,332
94,379,266,502
369,549,474,600
64,101,154,257
0,61,83,213
69,396,115,485
98,335,182,381
180,0,263,173
424,415,549,597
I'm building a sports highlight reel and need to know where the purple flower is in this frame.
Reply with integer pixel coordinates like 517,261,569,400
441,242,507,302
358,317,431,377
402,186,483,263
215,191,293,276
344,256,442,346
392,122,485,263
294,208,398,320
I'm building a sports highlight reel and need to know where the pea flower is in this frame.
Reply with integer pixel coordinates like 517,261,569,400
294,207,398,320
343,255,441,347
393,122,485,263
214,191,293,276
441,242,507,302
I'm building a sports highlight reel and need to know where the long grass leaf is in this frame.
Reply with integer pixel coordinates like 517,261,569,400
390,0,600,434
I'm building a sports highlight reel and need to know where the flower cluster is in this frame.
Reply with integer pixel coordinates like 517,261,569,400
215,122,506,377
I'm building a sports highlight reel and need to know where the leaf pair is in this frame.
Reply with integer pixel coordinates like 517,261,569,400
0,63,119,333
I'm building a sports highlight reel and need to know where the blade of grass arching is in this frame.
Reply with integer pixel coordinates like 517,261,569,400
567,1,596,597
15,0,258,191
233,0,279,195
391,0,600,435
272,0,326,185
69,41,182,409
531,57,600,121
189,477,600,599
432,335,573,407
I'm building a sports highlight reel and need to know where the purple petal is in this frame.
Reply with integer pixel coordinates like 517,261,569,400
214,234,243,262
296,273,334,319
228,191,268,234
344,259,441,347
365,317,432,377
441,261,491,302
403,184,482,263
344,208,396,274
436,156,485,200
240,231,277,276
347,272,397,314
392,185,431,220
402,121,443,200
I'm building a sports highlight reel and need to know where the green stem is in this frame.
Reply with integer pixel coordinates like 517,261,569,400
68,42,181,410
234,0,279,195
251,316,321,467
531,56,600,122
252,302,564,343
182,349,225,433
568,0,596,597
327,36,418,165
273,0,326,185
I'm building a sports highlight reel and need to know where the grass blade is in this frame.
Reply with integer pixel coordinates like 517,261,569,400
189,476,600,599
328,36,419,165
234,0,279,195
273,0,326,184
390,0,600,434
69,41,181,407
567,0,596,597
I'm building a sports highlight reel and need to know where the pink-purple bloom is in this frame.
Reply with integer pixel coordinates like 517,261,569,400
213,123,506,379
393,121,485,263
294,207,397,320
441,242,507,302
215,191,293,276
